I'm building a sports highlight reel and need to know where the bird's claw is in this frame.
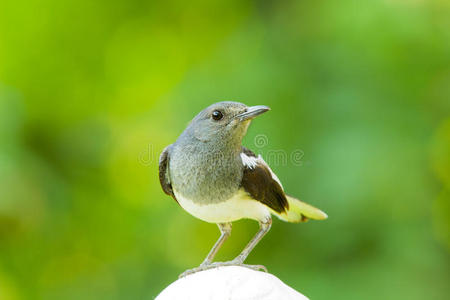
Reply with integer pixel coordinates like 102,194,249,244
179,261,268,278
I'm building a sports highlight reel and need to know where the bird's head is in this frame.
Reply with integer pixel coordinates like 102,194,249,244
182,101,270,147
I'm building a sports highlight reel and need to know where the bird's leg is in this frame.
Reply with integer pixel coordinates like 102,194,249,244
179,222,232,278
200,222,232,266
179,218,272,278
208,217,272,273
232,217,272,265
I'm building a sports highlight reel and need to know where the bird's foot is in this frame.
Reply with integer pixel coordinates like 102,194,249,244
178,260,268,278
212,261,268,273
178,264,211,278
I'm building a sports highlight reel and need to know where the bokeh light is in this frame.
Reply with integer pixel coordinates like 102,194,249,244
0,0,449,299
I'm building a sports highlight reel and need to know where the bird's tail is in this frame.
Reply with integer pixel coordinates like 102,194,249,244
272,195,328,223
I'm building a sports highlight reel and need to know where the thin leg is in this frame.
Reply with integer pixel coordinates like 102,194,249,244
179,218,272,278
179,222,232,278
188,218,272,276
200,223,232,266
232,217,272,264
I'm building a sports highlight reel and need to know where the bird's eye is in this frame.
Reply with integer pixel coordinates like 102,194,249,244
211,110,223,121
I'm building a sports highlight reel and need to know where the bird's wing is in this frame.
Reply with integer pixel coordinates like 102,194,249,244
240,147,289,213
159,145,178,203
241,146,328,223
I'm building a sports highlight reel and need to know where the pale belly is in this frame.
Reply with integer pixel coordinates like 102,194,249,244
173,188,271,223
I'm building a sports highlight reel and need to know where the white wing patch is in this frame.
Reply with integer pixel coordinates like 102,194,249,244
240,152,258,169
241,152,284,190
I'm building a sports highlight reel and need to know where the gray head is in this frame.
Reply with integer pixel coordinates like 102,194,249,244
178,101,270,149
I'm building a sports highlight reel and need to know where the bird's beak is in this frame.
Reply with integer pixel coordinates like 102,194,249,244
236,105,270,122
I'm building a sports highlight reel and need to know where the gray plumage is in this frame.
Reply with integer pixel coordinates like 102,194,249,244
168,102,249,204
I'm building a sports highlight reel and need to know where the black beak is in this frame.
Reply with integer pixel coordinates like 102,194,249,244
236,105,270,122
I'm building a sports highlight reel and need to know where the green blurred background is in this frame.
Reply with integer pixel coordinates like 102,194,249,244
0,0,449,299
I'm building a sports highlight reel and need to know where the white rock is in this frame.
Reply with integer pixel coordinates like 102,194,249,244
156,266,309,300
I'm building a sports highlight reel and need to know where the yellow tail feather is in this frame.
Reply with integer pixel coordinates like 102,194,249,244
273,195,328,223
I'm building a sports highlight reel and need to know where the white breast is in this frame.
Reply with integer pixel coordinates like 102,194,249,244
173,188,270,223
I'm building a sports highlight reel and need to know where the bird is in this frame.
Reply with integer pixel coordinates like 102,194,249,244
159,101,327,277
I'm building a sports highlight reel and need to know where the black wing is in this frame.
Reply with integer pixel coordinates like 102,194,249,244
159,145,178,203
240,147,288,213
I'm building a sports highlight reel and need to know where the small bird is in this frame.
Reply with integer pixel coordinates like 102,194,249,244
159,101,327,277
